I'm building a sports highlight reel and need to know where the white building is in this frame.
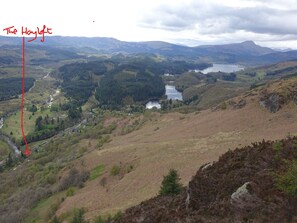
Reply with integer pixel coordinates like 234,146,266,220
146,101,161,109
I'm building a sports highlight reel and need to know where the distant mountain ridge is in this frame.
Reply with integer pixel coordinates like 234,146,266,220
0,36,297,65
196,40,275,56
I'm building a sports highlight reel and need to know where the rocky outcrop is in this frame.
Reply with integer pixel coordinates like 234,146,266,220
115,138,297,223
259,93,284,113
210,78,297,113
200,161,214,170
293,94,297,105
229,99,247,109
258,81,297,112
230,182,262,210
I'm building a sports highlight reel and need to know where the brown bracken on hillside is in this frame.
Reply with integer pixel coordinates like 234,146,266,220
114,137,297,223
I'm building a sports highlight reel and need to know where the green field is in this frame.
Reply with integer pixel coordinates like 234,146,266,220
89,164,105,180
0,139,10,161
24,191,66,223
1,109,53,142
0,70,68,143
0,65,48,79
0,98,20,116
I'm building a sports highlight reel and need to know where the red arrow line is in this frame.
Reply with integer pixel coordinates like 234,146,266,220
21,37,31,157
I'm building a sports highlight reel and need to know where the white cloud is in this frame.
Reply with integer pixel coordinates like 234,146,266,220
1,0,297,49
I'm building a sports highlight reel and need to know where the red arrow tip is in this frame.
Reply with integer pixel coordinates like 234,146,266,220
23,149,31,157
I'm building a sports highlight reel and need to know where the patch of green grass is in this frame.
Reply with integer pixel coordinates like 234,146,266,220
66,187,75,197
220,101,227,110
0,140,10,161
26,79,57,104
272,141,283,151
293,139,297,148
112,210,122,220
24,191,65,223
93,215,107,223
126,165,134,173
276,160,297,195
97,135,112,148
1,108,52,142
0,98,20,117
89,164,105,180
79,147,87,155
59,208,79,223
120,119,145,135
110,165,121,176
256,71,266,80
60,207,91,223
114,70,137,81
93,210,122,223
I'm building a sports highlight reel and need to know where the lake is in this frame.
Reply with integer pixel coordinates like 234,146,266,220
196,63,244,74
165,85,183,100
146,85,183,109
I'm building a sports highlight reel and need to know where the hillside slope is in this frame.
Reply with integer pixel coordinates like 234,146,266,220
115,137,297,223
2,71,297,223
55,77,297,221
196,40,275,56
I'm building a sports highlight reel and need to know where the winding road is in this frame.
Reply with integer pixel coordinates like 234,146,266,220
0,133,21,166
0,118,3,129
0,134,21,156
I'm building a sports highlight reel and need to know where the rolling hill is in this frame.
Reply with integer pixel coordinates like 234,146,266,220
51,76,297,221
196,40,275,56
1,35,297,223
1,36,297,65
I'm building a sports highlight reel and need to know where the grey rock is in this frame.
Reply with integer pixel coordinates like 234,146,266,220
233,99,246,109
231,182,262,210
201,162,214,171
260,94,281,113
293,94,297,105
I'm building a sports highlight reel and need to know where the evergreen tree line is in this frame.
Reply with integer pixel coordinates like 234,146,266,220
58,55,211,107
0,78,35,101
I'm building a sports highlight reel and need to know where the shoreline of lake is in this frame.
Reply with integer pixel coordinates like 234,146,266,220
146,85,183,109
193,63,244,74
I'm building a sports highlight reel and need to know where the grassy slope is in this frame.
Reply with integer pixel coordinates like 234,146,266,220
238,60,297,82
24,191,66,223
2,60,297,222
183,81,248,109
174,60,297,110
2,76,297,222
115,137,297,223
0,139,10,161
55,96,297,221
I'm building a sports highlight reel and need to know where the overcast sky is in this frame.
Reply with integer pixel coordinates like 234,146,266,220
1,0,297,49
